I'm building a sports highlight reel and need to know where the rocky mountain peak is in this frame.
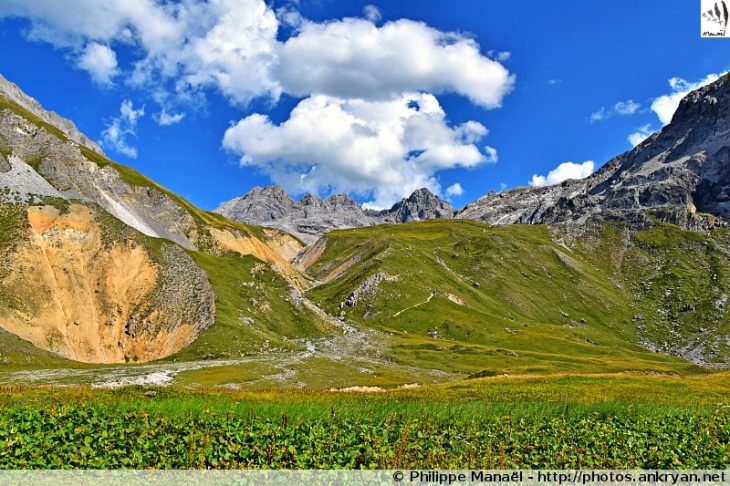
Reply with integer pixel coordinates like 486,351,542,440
216,186,456,242
0,73,104,154
250,184,293,203
458,72,730,230
386,187,455,223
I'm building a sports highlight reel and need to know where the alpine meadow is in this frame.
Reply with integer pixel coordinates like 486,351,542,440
0,0,729,476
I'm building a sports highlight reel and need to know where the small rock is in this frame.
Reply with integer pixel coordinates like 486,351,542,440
144,391,157,398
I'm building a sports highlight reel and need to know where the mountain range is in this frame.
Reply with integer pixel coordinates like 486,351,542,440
219,74,730,240
216,185,455,243
1,72,730,384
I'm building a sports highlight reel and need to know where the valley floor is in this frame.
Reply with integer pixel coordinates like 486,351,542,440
0,372,728,469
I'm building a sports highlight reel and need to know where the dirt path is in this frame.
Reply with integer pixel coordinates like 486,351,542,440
392,292,434,318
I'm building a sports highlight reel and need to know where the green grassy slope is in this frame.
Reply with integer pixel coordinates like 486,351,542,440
1,95,321,367
173,251,335,360
305,219,725,376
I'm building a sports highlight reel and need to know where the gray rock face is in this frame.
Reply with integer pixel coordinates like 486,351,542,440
0,73,103,154
0,86,195,248
216,186,455,243
458,72,730,230
216,186,378,243
378,188,455,223
0,155,66,203
0,154,9,173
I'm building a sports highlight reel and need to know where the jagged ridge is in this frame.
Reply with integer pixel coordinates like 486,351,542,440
216,186,454,243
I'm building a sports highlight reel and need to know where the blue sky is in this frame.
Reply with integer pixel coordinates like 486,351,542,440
0,0,728,210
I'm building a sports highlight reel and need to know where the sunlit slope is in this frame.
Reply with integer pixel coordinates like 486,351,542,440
303,220,725,375
0,89,330,365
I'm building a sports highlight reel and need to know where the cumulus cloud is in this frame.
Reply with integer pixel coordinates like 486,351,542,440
590,99,640,122
223,93,491,209
445,183,464,197
627,124,653,147
530,160,594,187
0,0,514,110
100,100,145,158
3,0,516,202
487,50,511,62
155,109,185,126
276,18,514,108
76,42,118,85
650,73,724,125
363,5,381,23
0,0,281,105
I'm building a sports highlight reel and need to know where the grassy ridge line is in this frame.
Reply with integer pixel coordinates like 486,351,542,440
304,221,692,376
1,95,269,241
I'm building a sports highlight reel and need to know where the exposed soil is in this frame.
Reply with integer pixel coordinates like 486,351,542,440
0,205,210,363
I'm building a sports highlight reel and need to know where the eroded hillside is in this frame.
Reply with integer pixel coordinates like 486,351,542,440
0,203,214,363
0,75,330,366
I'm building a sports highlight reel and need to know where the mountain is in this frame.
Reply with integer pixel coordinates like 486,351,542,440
221,72,730,243
216,186,455,242
375,188,455,223
1,71,730,385
215,185,379,243
458,72,730,230
0,74,331,364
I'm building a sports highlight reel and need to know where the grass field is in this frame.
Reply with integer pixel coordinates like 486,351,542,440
0,373,728,469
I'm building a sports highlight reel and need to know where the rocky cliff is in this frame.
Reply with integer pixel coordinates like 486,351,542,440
458,72,730,230
0,74,103,154
216,186,455,242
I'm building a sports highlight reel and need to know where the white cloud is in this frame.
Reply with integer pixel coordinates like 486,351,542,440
627,124,653,147
445,183,464,197
487,50,511,62
223,93,491,209
614,100,640,115
100,100,145,158
0,0,281,106
3,0,516,200
590,99,640,122
530,160,594,187
155,109,185,126
276,18,514,108
363,5,381,23
1,0,514,110
276,7,304,29
75,42,118,85
650,73,724,125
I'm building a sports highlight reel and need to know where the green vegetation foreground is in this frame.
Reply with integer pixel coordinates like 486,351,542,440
1,373,729,469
